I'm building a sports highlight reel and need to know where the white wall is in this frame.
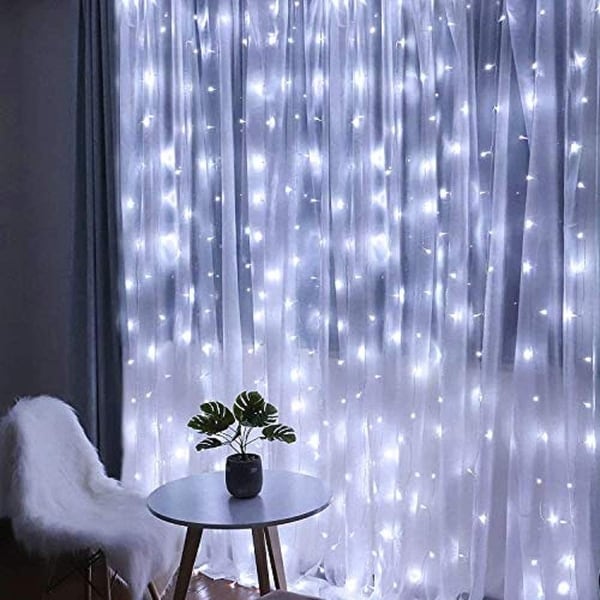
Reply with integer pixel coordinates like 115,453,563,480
0,0,79,415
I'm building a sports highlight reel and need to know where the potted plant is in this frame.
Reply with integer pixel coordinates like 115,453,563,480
187,390,296,498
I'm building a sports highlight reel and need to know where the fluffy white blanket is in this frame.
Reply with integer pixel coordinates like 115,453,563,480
0,396,181,599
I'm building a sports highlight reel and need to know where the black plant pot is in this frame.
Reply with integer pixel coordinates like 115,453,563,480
225,453,263,499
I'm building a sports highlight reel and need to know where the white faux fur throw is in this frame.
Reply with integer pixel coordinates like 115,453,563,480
0,396,181,599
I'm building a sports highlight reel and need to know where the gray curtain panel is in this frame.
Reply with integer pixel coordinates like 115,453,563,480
73,0,123,478
0,0,122,478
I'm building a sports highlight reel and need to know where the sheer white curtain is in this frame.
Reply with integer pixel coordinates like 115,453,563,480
116,1,600,598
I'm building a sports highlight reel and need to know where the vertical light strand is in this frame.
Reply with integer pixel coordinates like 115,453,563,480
507,3,572,599
562,0,597,595
470,1,513,598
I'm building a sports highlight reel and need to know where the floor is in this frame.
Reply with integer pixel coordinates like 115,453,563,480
0,519,258,600
168,576,260,600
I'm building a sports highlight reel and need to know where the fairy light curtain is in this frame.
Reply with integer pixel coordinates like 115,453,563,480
116,1,600,598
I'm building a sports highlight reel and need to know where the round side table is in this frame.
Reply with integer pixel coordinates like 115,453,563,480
147,470,330,599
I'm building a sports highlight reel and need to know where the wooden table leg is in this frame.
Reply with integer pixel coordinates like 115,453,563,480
173,527,203,600
264,526,287,590
251,528,271,595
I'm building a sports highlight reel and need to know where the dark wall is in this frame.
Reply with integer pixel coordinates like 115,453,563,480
0,0,79,414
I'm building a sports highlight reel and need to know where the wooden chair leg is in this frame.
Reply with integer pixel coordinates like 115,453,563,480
147,581,161,600
44,557,59,596
102,554,112,600
89,552,111,600
264,526,287,590
173,527,203,600
252,528,271,596
86,561,93,600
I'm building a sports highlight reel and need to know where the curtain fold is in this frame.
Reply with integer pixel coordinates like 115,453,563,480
73,0,123,478
116,1,600,598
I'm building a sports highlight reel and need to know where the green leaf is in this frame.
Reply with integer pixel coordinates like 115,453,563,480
187,415,205,430
195,437,223,451
262,424,296,444
187,401,235,434
233,390,278,427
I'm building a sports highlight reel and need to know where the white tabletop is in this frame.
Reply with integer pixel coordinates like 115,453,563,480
147,470,331,529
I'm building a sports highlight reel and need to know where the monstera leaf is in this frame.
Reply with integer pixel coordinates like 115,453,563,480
233,390,278,427
262,424,296,444
188,391,295,456
195,437,223,451
187,401,235,434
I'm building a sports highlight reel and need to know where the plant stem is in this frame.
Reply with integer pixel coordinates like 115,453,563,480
214,430,242,454
213,432,230,444
226,425,239,437
240,427,247,456
243,426,252,455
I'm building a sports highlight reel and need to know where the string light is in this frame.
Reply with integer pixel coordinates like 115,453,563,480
557,581,570,595
117,1,598,597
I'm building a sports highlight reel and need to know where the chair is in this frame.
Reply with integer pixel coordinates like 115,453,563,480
0,396,181,600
